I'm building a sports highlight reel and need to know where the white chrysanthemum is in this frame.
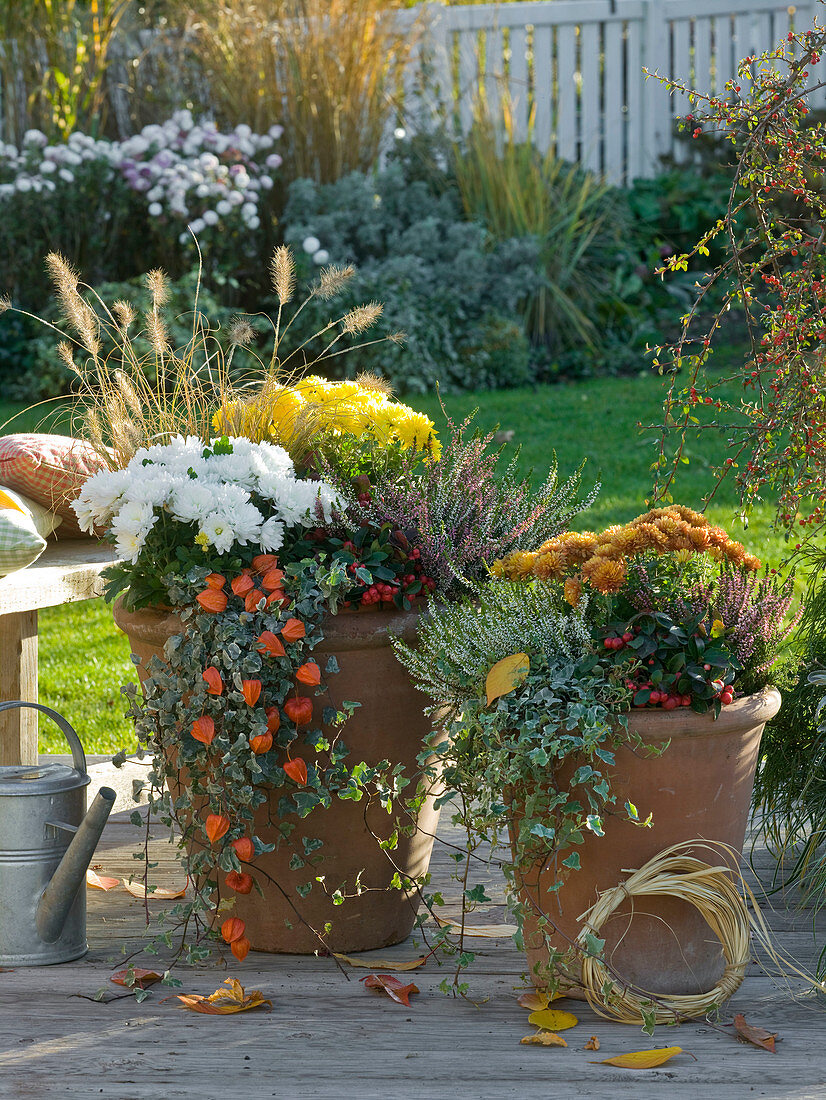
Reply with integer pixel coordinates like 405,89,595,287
169,482,217,522
113,527,146,563
258,516,285,552
198,513,237,554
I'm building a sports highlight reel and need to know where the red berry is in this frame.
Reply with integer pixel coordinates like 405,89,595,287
662,697,678,711
680,695,691,707
622,632,633,643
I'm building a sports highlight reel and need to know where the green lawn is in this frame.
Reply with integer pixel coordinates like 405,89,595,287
1,368,787,755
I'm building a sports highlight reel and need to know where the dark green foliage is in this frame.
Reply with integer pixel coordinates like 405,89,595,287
279,165,539,393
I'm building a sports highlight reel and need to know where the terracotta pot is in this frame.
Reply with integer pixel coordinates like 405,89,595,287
113,598,440,954
514,688,781,997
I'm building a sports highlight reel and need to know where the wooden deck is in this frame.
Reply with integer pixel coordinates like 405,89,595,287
1,812,824,1100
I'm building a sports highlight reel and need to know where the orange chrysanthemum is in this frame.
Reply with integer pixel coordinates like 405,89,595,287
587,558,627,594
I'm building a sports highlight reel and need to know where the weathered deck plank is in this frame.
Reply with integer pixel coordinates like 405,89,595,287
0,811,824,1100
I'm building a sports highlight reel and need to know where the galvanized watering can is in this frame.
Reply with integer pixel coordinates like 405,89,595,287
0,701,115,965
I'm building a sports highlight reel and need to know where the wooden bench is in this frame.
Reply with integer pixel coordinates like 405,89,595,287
0,539,120,765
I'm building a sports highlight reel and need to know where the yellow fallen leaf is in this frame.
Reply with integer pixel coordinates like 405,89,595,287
516,990,564,1011
594,1046,684,1069
584,1036,600,1051
485,653,530,705
434,916,519,938
527,1008,578,1031
176,978,271,1015
86,869,119,891
521,1031,567,1047
123,879,187,899
333,953,428,971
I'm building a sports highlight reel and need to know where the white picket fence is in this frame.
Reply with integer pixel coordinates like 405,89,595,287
402,0,826,184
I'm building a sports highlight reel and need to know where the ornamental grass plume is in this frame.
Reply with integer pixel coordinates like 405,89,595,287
2,245,406,471
493,505,760,597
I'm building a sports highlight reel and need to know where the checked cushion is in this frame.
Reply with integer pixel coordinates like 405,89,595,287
0,434,110,536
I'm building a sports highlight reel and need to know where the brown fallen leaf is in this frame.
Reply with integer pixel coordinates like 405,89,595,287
360,974,419,1007
584,1036,600,1051
176,978,271,1015
334,953,428,971
592,1047,684,1068
733,1014,781,1054
521,1031,567,1047
111,968,163,990
516,990,565,1011
123,879,187,900
86,869,119,891
527,1008,578,1031
435,916,519,938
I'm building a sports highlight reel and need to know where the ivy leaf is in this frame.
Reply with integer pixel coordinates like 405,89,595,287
527,1009,578,1031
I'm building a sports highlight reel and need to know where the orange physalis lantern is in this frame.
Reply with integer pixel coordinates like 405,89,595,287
241,679,262,707
261,568,285,592
232,837,255,863
205,573,226,590
249,732,273,755
283,757,308,786
252,553,277,574
244,588,265,613
191,716,216,745
205,813,230,845
265,706,280,732
257,631,286,658
221,916,245,944
281,617,306,643
196,588,228,613
231,936,251,962
231,573,255,598
225,871,254,895
295,661,321,687
202,667,223,695
284,696,313,727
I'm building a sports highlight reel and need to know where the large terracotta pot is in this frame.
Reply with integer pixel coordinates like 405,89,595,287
514,688,781,997
113,599,440,954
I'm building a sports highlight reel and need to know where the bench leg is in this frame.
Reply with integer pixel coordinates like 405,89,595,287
0,609,38,765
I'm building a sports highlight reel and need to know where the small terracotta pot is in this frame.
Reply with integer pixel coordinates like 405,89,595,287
113,598,440,954
513,688,781,998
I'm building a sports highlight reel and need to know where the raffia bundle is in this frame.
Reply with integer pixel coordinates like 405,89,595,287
575,840,814,1025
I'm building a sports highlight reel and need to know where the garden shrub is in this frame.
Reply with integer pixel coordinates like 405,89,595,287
279,166,538,393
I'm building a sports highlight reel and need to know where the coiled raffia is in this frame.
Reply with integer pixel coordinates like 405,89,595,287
575,841,765,1025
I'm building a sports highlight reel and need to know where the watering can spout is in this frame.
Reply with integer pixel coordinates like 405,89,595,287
36,788,116,944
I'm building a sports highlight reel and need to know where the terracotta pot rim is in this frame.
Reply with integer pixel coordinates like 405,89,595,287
623,686,781,740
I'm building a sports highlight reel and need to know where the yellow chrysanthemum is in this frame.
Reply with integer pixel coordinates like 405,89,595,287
532,550,568,580
563,576,583,607
587,558,628,594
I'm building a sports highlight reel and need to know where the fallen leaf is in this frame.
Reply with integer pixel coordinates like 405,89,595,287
733,1014,780,1054
527,1008,579,1031
520,1031,567,1047
110,968,163,989
123,880,187,899
86,869,119,891
435,915,519,938
584,1036,600,1051
361,974,419,1007
593,1047,684,1068
176,978,271,1015
334,953,428,971
516,990,565,1011
485,653,530,705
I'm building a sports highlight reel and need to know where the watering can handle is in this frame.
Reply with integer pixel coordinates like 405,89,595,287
0,701,86,775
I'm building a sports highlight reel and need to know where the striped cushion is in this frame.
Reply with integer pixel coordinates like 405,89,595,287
0,486,62,576
0,434,110,536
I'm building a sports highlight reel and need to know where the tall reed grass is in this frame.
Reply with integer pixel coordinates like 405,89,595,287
453,99,621,350
180,0,420,183
0,0,130,143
